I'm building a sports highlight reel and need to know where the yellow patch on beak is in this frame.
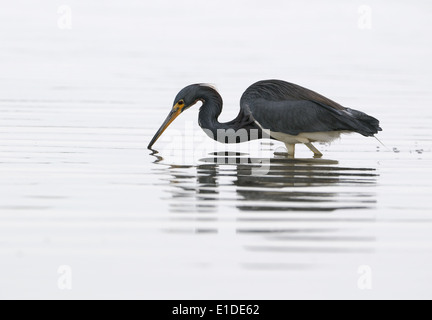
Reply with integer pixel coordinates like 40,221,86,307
147,107,182,149
173,102,185,113
147,101,189,149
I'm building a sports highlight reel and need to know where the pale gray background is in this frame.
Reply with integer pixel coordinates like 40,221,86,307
0,0,431,299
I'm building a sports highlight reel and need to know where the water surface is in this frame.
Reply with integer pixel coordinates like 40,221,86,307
0,0,432,299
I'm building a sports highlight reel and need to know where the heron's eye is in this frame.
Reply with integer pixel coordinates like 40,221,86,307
178,100,184,106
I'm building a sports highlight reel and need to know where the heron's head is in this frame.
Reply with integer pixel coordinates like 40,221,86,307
172,84,203,111
148,84,210,149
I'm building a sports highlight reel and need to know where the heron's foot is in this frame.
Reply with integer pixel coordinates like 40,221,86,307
305,142,323,158
274,152,294,158
274,144,295,158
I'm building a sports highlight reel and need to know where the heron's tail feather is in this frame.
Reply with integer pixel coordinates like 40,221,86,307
344,108,382,137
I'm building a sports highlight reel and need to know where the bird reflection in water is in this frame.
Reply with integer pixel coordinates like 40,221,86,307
151,151,378,214
151,151,379,261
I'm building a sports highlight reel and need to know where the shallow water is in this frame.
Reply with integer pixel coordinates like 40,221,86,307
0,0,432,299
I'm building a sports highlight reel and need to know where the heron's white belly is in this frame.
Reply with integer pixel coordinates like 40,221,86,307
255,121,347,144
270,130,344,144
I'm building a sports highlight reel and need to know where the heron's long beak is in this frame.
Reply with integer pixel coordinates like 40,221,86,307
147,106,182,149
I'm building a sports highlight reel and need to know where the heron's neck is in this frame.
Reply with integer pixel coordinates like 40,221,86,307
197,86,231,132
196,85,263,143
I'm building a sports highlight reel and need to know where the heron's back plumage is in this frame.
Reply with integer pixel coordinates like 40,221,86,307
241,80,346,110
241,80,382,138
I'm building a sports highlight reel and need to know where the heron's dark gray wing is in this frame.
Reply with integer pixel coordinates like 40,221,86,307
241,80,346,110
247,99,381,136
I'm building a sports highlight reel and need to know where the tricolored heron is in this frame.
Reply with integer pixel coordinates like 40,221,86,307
148,80,382,157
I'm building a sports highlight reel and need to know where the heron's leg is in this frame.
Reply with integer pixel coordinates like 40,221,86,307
305,142,323,158
284,143,295,158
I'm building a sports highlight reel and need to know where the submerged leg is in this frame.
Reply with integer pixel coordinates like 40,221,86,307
274,143,295,158
285,143,295,158
305,142,323,158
